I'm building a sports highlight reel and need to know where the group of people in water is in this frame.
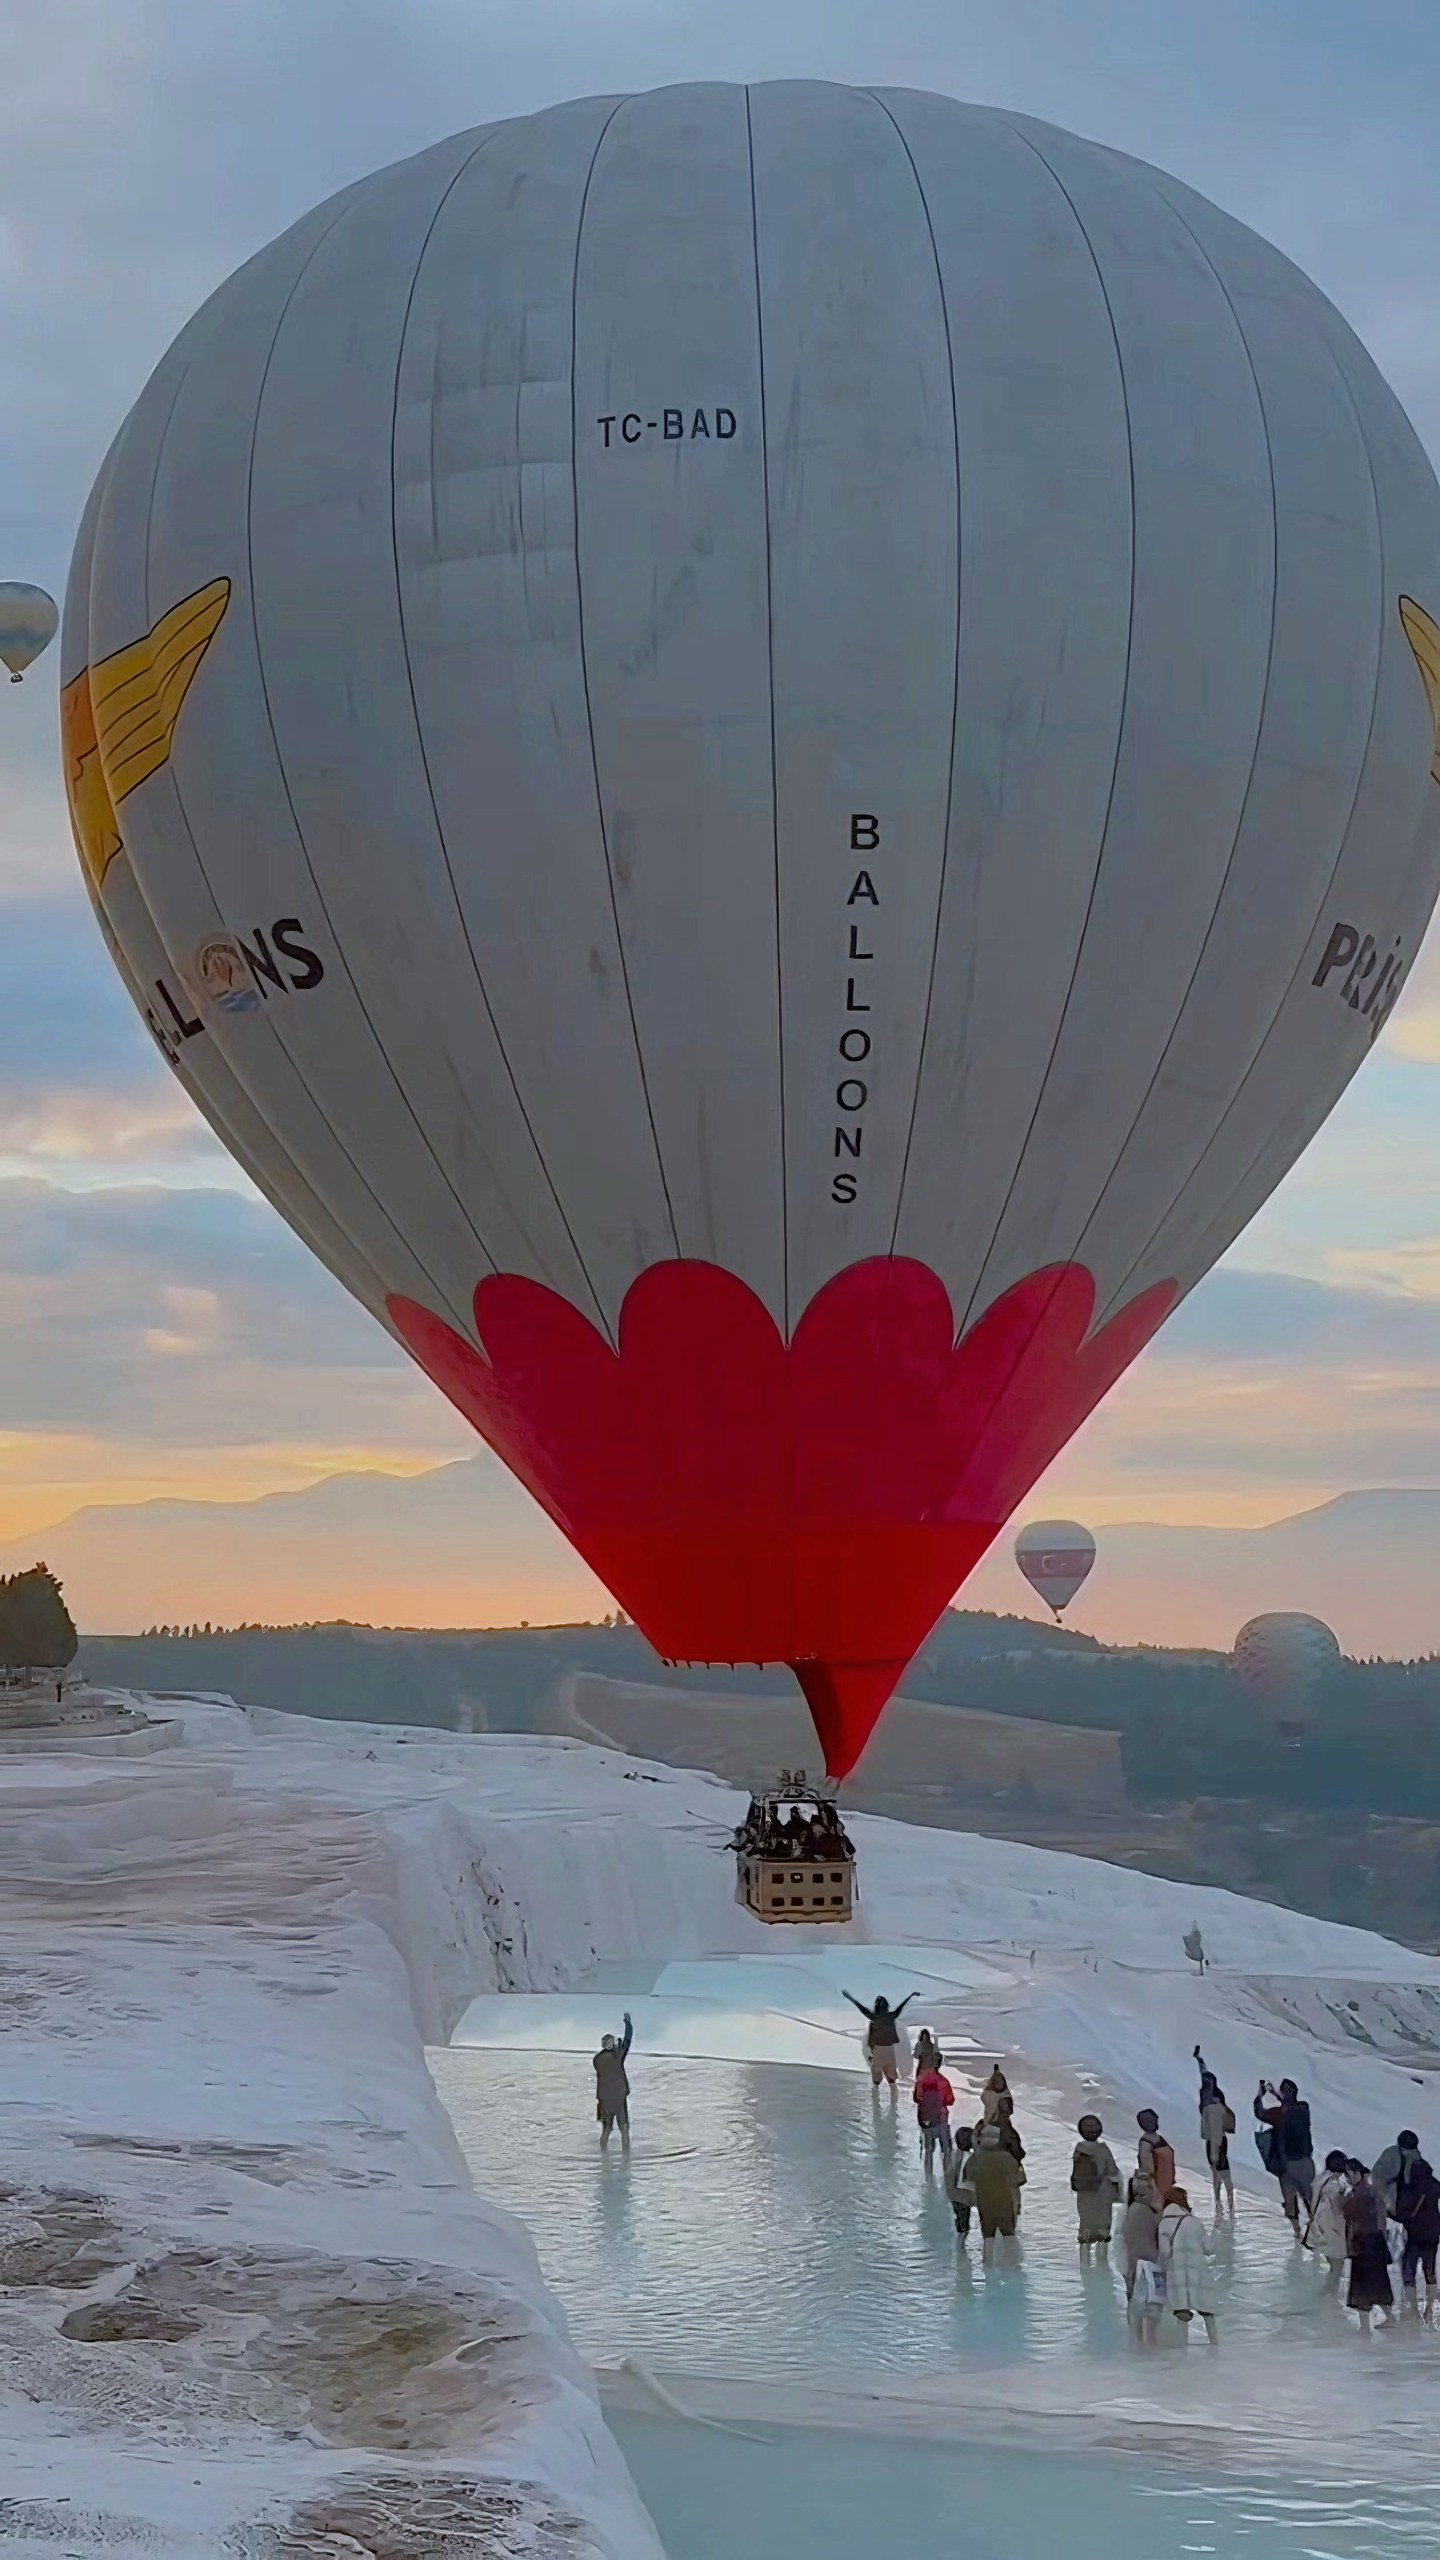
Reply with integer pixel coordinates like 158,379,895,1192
833,1994,1440,2338
590,1990,1437,2337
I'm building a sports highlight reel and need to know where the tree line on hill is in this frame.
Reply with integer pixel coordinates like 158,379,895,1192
0,1567,79,1679
72,1607,1440,1817
898,1645,1440,1817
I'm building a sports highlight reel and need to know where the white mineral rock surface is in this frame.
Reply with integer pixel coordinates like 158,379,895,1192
1,1694,1437,2554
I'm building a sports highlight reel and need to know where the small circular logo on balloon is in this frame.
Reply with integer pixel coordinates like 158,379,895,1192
192,934,259,1017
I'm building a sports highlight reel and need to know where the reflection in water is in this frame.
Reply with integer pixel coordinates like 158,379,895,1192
434,2042,1328,2380
431,1972,1440,2549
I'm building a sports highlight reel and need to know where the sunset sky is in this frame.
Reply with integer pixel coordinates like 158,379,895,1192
6,0,1440,1617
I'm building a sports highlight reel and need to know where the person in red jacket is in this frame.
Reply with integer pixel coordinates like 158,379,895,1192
913,2064,956,2167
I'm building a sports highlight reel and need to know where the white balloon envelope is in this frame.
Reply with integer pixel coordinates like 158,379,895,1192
63,84,1440,1775
1014,1519,1096,1617
1233,1611,1341,1742
0,582,58,681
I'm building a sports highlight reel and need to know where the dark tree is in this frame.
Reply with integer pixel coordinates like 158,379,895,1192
0,1565,78,1675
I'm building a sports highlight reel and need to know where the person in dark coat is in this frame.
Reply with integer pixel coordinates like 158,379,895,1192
843,1989,916,2090
1372,2128,1421,2218
944,2125,976,2239
1343,2161,1395,2330
1254,2078,1314,2232
593,2013,634,2148
1395,2150,1440,2318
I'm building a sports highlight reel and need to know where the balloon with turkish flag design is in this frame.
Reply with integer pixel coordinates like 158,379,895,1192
64,85,1440,1777
1014,1521,1097,1620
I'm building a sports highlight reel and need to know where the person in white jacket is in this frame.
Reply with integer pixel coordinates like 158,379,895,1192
1159,2188,1218,2345
1303,2150,1352,2287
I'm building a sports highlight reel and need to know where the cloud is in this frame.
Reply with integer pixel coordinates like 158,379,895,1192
0,900,228,1184
1154,1264,1440,1358
0,1169,472,1540
1022,1262,1440,1527
0,1173,459,1442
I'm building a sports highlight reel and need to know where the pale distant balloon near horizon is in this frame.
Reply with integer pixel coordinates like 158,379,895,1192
64,83,1440,1776
1014,1520,1096,1619
0,581,58,681
1233,1610,1342,1744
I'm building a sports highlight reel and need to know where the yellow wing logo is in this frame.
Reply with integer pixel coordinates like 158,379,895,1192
1401,595,1440,787
63,578,230,893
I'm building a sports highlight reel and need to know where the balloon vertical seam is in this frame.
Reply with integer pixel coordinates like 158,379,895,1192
866,93,965,1279
386,124,617,1345
1067,172,1279,1306
1095,315,1390,1330
744,83,790,1337
950,115,1138,1353
146,202,476,1335
936,116,1136,1468
239,172,496,1330
568,95,682,1287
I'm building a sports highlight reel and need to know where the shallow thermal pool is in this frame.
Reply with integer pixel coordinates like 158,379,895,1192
432,1948,1440,2554
609,2409,1440,2560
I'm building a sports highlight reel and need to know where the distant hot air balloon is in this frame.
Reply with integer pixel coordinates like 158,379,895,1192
0,583,58,682
1014,1520,1096,1619
64,86,1440,1779
1232,1612,1341,1745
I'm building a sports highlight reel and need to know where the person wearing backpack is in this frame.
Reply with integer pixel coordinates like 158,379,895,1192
1071,2113,1122,2250
913,2064,955,2168
1194,2049,1236,2216
1136,2110,1176,2203
969,2122,1025,2256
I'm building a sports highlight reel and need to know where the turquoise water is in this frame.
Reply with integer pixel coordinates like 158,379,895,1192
431,2043,1325,2379
611,2412,1440,2560
433,1950,1440,2555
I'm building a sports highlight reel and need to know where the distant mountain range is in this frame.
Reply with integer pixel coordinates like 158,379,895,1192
6,1456,606,1636
7,1462,1440,1657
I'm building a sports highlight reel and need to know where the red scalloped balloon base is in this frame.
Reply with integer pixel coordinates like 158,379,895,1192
389,1257,1176,1777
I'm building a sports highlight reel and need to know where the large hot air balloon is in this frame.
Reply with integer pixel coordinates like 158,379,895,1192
0,583,58,682
1014,1520,1096,1619
63,86,1440,1779
1233,1612,1341,1745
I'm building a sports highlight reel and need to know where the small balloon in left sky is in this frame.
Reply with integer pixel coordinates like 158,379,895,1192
0,582,59,682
